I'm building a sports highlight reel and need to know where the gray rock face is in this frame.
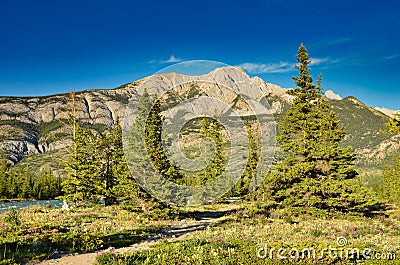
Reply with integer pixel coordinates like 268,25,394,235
0,66,397,175
324,90,342,101
0,81,140,163
0,67,289,165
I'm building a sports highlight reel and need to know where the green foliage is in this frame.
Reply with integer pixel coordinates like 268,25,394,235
96,119,128,206
0,155,62,200
380,113,400,204
379,153,400,203
61,89,178,208
32,169,62,200
145,98,184,182
0,260,18,265
3,208,21,227
42,231,103,252
230,121,259,196
96,237,398,265
142,206,179,221
61,123,99,204
240,202,272,217
386,113,400,135
265,44,381,213
195,116,226,185
62,119,144,206
96,238,262,265
123,89,189,206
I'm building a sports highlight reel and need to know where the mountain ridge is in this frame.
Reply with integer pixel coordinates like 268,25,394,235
0,67,398,180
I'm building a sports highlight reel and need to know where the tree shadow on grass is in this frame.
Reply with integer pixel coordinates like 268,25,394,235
179,208,237,221
2,226,164,264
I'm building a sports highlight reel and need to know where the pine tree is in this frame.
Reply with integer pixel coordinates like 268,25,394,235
145,99,170,176
380,116,400,203
62,123,99,205
7,168,18,199
123,90,187,208
145,98,184,182
96,119,136,206
268,44,380,213
196,116,226,184
231,122,259,196
0,154,9,198
19,169,33,199
380,157,400,203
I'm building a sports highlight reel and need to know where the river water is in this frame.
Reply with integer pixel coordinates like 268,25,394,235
0,199,63,213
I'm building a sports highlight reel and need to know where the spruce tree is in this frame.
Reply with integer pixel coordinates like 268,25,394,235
269,43,380,213
0,154,9,198
230,121,259,196
380,156,400,203
62,123,99,205
145,98,184,182
145,99,170,177
97,119,136,206
123,90,176,209
380,114,400,203
19,169,33,199
196,116,226,184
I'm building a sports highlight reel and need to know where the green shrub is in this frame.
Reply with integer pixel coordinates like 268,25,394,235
0,259,18,265
42,231,103,252
143,207,179,221
3,209,21,227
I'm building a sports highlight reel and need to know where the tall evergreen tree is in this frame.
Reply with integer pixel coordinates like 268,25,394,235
97,119,137,206
124,90,185,208
231,122,259,196
62,123,99,205
0,154,9,198
380,113,400,203
196,116,226,184
380,156,400,203
19,169,33,199
268,44,380,212
145,99,170,176
145,98,184,182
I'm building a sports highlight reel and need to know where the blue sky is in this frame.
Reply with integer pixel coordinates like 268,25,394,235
0,0,399,109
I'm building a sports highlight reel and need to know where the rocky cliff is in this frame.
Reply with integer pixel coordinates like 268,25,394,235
0,67,398,178
0,82,140,163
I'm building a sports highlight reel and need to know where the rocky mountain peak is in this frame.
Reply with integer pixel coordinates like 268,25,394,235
0,66,398,178
374,107,399,117
324,90,342,101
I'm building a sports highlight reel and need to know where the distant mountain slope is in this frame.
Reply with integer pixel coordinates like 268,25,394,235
0,67,399,179
331,96,400,167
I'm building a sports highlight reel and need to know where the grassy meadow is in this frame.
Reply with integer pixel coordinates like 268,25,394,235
0,201,399,264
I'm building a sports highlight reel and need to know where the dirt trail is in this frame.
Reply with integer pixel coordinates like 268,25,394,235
30,206,237,265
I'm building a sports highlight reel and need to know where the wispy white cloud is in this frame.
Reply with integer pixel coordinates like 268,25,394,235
162,55,183,63
147,55,184,64
383,54,399,60
334,53,398,66
239,57,340,74
328,37,352,46
310,57,329,65
310,57,340,65
239,62,294,74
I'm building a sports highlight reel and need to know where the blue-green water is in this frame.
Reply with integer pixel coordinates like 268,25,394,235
0,200,63,213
